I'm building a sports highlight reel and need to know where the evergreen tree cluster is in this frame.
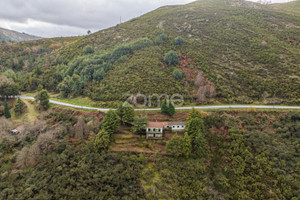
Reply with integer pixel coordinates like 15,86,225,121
161,99,176,116
117,101,136,125
166,108,206,157
14,98,25,115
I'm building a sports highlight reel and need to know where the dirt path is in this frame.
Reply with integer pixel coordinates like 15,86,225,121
23,99,38,122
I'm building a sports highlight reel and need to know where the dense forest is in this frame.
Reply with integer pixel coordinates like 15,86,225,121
0,105,299,199
0,0,299,106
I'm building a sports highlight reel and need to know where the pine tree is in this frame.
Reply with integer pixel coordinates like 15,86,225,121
39,90,50,110
182,133,192,158
168,101,176,116
187,108,203,121
116,102,125,123
122,102,136,124
14,98,25,115
161,99,169,113
166,133,191,158
102,110,120,135
132,116,148,135
161,99,176,116
193,129,206,156
166,134,183,156
186,117,205,136
185,108,206,156
4,100,11,119
94,129,110,152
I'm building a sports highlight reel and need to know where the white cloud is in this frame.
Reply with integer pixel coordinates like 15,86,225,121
0,0,294,37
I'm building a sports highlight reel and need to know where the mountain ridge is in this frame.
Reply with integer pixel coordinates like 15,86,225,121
0,27,42,42
0,0,299,106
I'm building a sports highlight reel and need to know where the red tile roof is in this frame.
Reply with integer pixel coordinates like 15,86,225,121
147,122,171,128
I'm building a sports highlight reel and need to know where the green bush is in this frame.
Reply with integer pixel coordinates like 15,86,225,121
173,69,183,80
155,32,167,45
174,36,185,45
164,50,179,66
83,45,94,54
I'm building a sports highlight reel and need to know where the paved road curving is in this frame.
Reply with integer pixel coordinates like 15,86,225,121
15,95,300,112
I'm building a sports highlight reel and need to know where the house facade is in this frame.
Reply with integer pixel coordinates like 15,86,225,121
146,122,171,139
170,122,186,131
146,121,186,139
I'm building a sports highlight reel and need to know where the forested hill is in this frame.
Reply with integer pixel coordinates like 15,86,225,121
0,0,299,105
0,27,42,42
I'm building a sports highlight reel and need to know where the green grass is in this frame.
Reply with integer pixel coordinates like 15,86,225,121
11,99,38,123
49,96,98,107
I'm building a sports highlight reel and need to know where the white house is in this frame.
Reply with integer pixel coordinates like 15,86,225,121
146,121,186,139
146,122,171,139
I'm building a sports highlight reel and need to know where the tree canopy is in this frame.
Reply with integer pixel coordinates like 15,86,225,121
0,75,19,98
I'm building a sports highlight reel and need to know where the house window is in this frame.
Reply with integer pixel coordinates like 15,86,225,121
148,128,151,132
182,126,184,128
177,126,180,128
173,126,175,128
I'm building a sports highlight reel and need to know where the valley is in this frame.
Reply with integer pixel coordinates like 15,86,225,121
0,0,299,199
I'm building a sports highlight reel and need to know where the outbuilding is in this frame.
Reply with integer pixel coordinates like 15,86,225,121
170,122,186,132
11,126,25,135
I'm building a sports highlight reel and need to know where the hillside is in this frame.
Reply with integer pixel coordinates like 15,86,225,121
0,105,299,199
0,0,299,106
0,27,42,42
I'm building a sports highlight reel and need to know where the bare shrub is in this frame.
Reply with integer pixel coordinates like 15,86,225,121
0,117,13,140
195,72,216,102
74,118,88,139
20,120,47,142
16,146,32,168
35,131,55,154
87,119,101,134
16,131,56,168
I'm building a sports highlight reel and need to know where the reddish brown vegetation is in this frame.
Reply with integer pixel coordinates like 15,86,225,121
51,107,104,121
283,37,299,45
179,54,216,102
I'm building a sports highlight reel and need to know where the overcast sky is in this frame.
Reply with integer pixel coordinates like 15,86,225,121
0,0,293,38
